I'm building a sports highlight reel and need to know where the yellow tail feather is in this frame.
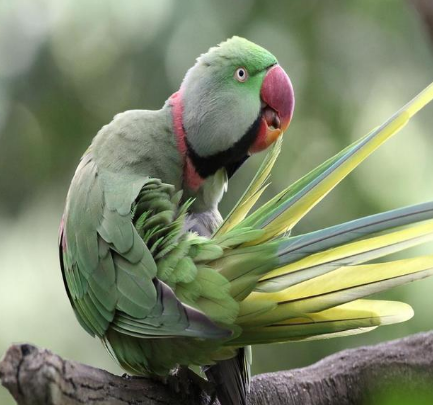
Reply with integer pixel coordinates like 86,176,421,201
258,219,433,291
241,255,433,327
214,136,282,236
232,299,413,345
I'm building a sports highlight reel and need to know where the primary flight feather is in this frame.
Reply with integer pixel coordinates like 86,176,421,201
60,36,433,405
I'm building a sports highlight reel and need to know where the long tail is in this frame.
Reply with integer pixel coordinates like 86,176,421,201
212,82,433,344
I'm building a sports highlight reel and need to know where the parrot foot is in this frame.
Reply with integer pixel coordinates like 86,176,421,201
121,373,146,380
164,366,216,400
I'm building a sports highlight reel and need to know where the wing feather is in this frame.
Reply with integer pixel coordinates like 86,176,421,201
61,152,230,340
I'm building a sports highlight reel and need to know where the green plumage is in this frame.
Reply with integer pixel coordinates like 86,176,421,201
60,36,433,405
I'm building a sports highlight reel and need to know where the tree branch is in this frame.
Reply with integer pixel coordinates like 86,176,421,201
2,332,433,404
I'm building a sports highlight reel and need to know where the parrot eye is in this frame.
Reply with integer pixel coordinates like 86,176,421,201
234,67,248,82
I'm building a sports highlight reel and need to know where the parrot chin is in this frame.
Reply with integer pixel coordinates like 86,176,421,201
249,64,295,154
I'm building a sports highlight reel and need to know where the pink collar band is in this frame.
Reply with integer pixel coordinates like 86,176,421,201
169,91,204,191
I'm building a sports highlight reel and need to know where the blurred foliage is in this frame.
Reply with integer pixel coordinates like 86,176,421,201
369,376,433,405
1,1,433,404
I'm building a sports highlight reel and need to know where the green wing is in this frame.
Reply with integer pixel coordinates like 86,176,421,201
60,152,233,341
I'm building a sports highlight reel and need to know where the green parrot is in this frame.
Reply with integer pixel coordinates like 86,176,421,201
60,36,433,405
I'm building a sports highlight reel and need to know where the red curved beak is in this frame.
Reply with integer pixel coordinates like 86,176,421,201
250,65,295,153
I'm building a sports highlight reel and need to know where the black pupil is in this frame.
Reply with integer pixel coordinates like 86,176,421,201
239,69,244,77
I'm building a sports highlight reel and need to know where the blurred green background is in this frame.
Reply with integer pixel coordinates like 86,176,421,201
1,0,433,404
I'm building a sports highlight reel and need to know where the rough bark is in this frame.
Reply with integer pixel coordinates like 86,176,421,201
2,332,433,405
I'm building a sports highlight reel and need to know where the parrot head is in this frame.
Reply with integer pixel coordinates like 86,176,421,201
170,36,294,183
